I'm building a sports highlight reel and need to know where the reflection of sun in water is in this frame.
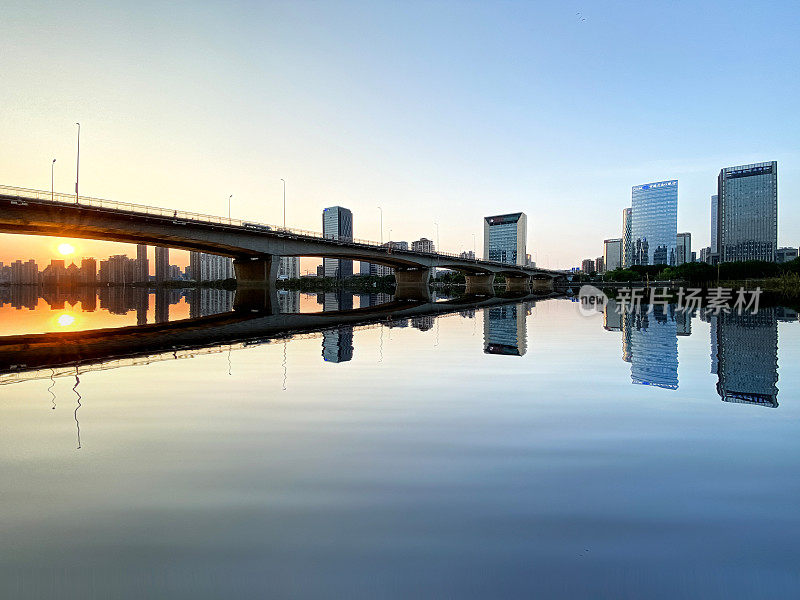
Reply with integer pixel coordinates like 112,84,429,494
57,314,75,327
57,243,75,256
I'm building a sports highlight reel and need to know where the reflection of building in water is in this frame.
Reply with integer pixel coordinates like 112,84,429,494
322,328,354,363
358,293,394,308
411,316,434,331
675,308,692,336
277,290,300,314
622,305,678,390
604,299,622,331
323,291,354,313
0,285,38,310
483,304,527,356
713,308,779,408
321,291,354,362
155,289,177,323
187,288,235,318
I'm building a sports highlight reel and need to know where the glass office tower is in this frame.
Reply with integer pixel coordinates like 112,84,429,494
630,180,678,266
676,232,691,265
717,161,777,263
322,206,354,278
483,213,527,265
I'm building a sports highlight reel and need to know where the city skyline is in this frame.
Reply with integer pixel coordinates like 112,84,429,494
1,3,797,270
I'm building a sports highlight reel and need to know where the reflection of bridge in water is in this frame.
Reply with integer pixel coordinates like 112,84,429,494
0,291,559,384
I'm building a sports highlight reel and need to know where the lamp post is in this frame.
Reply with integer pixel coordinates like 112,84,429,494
228,194,232,220
74,123,80,204
388,228,392,244
377,206,383,244
434,222,439,253
51,159,56,202
280,178,286,228
472,233,476,258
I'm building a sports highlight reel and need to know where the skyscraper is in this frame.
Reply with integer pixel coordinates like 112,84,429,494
676,232,692,265
190,252,233,281
717,161,777,263
322,206,353,278
622,208,632,268
136,244,149,283
710,195,718,256
155,246,170,284
631,180,678,266
278,256,300,280
483,213,527,265
604,238,622,271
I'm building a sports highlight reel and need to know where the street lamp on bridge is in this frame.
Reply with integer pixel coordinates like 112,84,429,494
74,123,80,204
228,194,232,220
280,178,286,228
51,159,56,202
377,206,383,244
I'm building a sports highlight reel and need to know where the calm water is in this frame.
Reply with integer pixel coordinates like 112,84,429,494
1,287,799,599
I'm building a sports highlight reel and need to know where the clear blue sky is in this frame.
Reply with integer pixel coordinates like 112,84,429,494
1,0,798,268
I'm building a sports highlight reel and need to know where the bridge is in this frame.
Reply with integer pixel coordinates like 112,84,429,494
0,185,567,302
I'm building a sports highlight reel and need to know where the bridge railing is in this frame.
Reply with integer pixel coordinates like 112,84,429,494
1,184,562,273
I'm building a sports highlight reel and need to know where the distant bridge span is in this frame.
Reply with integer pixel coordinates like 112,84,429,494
0,185,567,297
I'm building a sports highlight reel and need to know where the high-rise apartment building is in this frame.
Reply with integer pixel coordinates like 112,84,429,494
322,206,353,278
676,232,692,265
411,238,435,253
581,258,595,273
595,257,604,273
604,238,622,271
155,247,170,284
136,244,149,283
717,161,777,263
189,252,234,281
631,180,678,266
622,208,632,268
483,213,527,265
278,256,300,280
80,258,97,284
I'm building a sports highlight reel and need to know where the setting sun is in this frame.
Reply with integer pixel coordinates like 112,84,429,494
57,243,75,256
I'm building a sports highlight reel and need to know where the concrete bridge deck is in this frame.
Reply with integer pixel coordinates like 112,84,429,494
0,185,566,296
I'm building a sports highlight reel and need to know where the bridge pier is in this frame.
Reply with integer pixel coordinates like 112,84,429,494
394,268,431,302
505,276,531,292
233,256,279,313
531,277,554,293
465,273,495,296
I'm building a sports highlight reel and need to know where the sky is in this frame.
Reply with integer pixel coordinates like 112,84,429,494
1,0,798,270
